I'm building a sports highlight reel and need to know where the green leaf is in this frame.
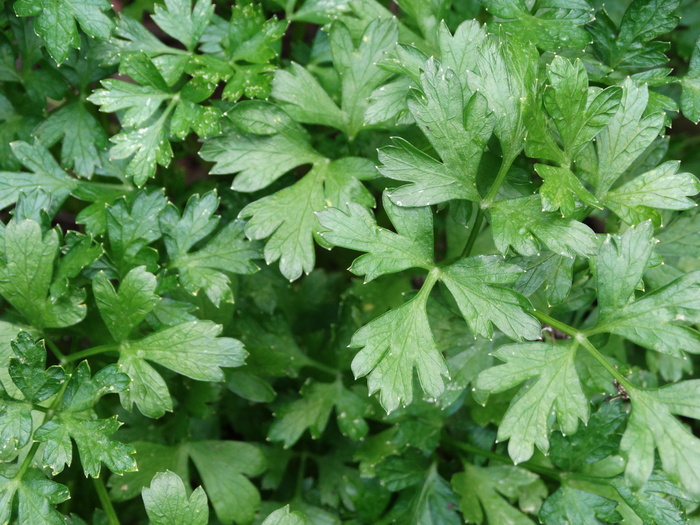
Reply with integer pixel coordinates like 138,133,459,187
109,442,190,501
89,53,221,185
514,253,575,306
536,164,600,217
595,221,654,318
33,361,135,477
271,62,346,129
32,101,109,179
621,381,700,496
187,441,266,525
142,471,208,525
588,79,665,194
241,157,374,281
262,505,308,525
0,474,70,525
490,195,598,258
268,379,368,447
0,333,64,460
549,402,626,471
200,102,322,192
609,474,687,525
0,220,86,329
483,0,591,52
13,0,114,64
317,195,434,282
466,30,537,159
406,464,461,525
0,141,78,212
438,256,541,341
118,321,245,417
476,342,589,464
106,190,168,274
108,116,173,187
681,36,700,123
274,16,399,133
268,380,337,448
7,332,66,404
452,464,540,525
87,79,171,129
594,224,700,355
590,0,680,70
542,57,621,161
598,271,700,356
162,192,260,306
656,208,700,259
329,18,398,138
539,486,621,525
350,290,448,413
93,266,159,343
377,60,492,206
603,161,700,226
121,320,246,382
151,0,213,51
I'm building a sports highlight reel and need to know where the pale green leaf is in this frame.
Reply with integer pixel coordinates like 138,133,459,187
604,161,700,226
93,267,159,342
466,31,537,159
621,382,700,497
329,18,398,138
453,464,539,525
350,293,448,413
589,79,665,194
271,62,346,129
490,196,598,258
539,486,621,525
121,320,246,381
476,342,589,464
0,220,86,329
535,164,600,217
14,0,114,64
262,505,308,525
317,196,434,282
142,471,208,525
439,256,541,340
151,0,213,51
377,59,492,206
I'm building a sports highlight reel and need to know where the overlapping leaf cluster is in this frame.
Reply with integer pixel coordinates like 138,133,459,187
2,0,700,523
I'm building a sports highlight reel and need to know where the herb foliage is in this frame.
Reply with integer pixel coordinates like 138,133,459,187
2,0,700,523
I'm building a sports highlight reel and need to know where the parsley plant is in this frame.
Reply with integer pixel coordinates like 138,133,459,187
2,0,700,523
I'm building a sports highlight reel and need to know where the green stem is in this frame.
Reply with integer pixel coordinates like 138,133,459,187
14,442,41,481
294,452,308,500
63,344,119,364
460,207,484,259
482,152,517,208
458,153,516,260
578,337,634,391
93,476,120,525
530,310,580,339
44,338,66,362
416,267,441,303
304,357,338,377
530,311,633,390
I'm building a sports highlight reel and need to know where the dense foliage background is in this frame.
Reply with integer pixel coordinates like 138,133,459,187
3,0,700,523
